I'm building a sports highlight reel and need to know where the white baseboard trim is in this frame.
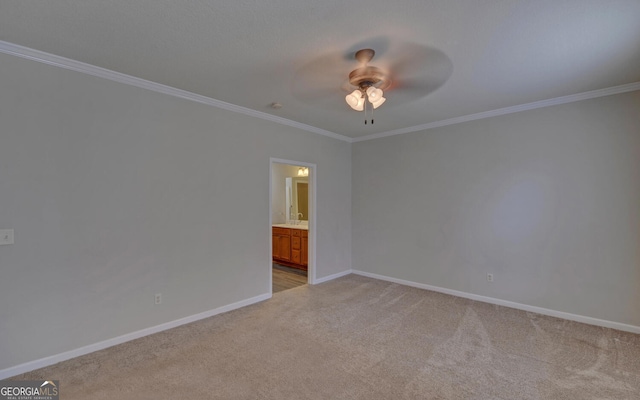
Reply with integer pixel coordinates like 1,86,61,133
0,292,272,380
312,269,353,284
352,270,640,335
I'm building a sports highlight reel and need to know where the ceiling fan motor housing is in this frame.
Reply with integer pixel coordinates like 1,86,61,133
349,48,391,91
349,66,391,91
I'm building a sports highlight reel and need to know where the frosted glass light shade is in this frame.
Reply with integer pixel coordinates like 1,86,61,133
366,86,383,101
345,90,364,111
370,96,386,109
366,87,385,109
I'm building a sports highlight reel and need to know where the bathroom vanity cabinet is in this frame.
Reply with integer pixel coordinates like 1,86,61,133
272,226,308,271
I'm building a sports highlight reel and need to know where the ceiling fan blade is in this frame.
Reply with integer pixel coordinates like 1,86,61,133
381,43,453,105
389,43,453,81
385,77,450,105
291,51,358,106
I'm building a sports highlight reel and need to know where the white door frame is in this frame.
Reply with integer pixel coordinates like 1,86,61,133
269,158,317,292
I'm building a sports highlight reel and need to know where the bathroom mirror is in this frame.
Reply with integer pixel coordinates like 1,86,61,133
285,177,309,221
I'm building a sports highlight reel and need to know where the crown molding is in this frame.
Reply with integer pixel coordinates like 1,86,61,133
0,40,352,143
2,40,638,145
353,81,640,143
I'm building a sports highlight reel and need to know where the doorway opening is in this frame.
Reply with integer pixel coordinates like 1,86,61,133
269,159,316,294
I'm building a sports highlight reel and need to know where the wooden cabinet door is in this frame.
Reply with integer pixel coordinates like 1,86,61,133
272,228,291,262
278,234,291,261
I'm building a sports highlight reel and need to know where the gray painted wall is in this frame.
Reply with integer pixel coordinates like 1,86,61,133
2,45,639,373
0,52,351,370
353,91,640,327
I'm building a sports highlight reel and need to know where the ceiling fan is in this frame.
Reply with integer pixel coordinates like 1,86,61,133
291,40,453,124
344,49,390,113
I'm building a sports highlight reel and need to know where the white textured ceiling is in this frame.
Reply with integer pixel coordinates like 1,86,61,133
1,0,639,139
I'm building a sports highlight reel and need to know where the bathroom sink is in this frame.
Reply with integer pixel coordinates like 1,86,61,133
272,223,308,230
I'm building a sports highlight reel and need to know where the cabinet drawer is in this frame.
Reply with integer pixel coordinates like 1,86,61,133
272,227,291,236
291,229,301,237
301,230,308,238
291,236,301,250
291,249,301,264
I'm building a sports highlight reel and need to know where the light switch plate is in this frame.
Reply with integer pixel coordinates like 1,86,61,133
0,229,14,245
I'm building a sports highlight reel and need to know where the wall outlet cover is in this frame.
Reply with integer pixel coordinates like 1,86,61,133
0,229,14,245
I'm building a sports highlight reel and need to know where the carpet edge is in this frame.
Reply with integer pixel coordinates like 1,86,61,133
351,270,640,334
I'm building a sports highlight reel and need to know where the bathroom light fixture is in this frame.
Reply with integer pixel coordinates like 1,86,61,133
297,167,308,177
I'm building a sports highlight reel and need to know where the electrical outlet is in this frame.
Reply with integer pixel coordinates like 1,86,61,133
487,273,494,282
0,229,14,245
155,293,162,305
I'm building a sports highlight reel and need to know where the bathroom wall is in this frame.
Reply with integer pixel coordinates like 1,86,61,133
271,163,301,224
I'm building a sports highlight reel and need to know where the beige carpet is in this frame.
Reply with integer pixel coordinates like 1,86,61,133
12,274,640,399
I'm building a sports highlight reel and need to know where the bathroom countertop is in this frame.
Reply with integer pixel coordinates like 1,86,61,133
272,223,309,230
